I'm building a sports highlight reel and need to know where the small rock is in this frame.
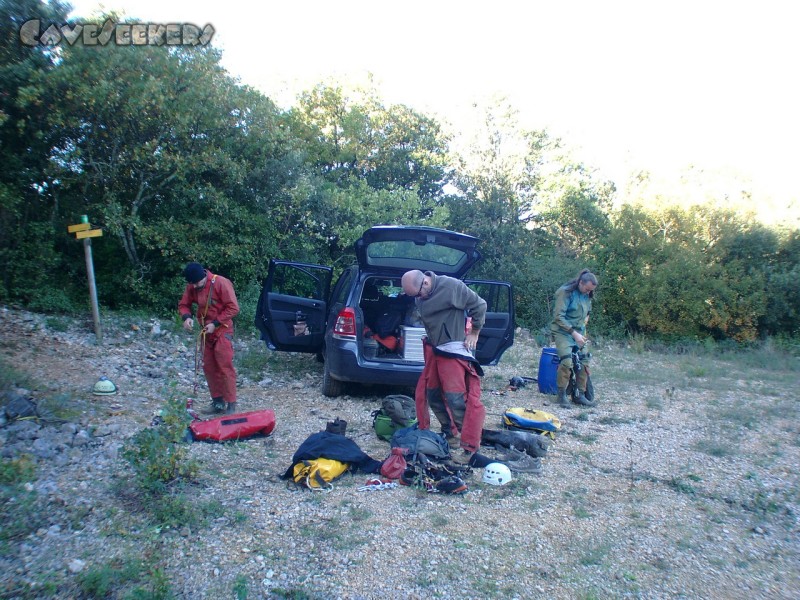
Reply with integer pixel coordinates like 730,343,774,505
61,423,79,435
68,559,86,573
72,430,91,447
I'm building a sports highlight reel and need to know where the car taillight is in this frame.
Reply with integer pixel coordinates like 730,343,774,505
333,307,356,337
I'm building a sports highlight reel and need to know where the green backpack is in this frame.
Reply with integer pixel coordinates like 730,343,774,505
372,395,417,441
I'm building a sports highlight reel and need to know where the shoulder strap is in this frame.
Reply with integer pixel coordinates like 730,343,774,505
201,275,218,322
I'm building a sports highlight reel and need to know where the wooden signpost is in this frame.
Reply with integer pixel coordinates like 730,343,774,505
68,215,103,344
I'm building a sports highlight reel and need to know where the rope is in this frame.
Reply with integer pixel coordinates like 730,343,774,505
357,478,398,491
307,475,334,492
192,274,215,398
193,329,206,398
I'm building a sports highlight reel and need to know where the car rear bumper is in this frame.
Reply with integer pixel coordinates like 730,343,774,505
326,337,423,387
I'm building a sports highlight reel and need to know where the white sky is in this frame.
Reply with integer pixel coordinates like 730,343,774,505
66,0,798,207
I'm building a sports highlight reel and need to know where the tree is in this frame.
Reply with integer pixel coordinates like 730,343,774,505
293,82,451,203
445,99,612,330
0,0,73,309
22,30,303,309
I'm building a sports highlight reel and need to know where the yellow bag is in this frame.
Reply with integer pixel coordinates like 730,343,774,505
502,407,562,440
292,458,349,490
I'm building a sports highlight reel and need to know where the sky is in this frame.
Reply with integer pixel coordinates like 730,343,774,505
65,0,798,214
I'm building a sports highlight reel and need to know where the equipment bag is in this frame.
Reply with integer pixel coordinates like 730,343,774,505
390,424,451,461
292,458,350,490
502,407,561,439
372,394,418,441
380,447,408,480
373,413,418,441
382,395,416,424
189,409,276,442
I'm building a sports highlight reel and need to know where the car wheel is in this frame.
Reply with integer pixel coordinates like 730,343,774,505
322,359,343,397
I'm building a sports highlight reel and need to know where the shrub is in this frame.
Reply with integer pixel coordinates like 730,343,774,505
121,392,198,493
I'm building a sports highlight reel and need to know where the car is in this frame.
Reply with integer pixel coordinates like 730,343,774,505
254,225,515,397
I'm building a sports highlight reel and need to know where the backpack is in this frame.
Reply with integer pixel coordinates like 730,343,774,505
292,458,350,490
374,310,403,337
390,424,451,461
372,395,418,441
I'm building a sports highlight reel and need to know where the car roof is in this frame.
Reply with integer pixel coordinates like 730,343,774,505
354,225,482,278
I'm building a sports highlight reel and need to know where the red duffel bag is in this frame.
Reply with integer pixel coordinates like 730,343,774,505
189,409,276,442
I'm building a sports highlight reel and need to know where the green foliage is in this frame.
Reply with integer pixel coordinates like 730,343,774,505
79,557,173,600
294,82,451,201
0,454,35,485
0,455,45,547
233,575,249,600
0,18,796,344
595,204,776,341
121,392,198,492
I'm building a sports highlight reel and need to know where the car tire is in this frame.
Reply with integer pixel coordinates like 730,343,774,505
322,359,343,397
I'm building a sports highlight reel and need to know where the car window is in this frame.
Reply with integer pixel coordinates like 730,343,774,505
272,263,328,300
467,282,510,312
331,268,354,306
366,240,466,268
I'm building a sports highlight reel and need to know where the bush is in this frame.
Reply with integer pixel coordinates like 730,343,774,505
121,392,198,493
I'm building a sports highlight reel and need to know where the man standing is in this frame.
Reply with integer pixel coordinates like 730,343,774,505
178,262,240,414
550,269,598,408
401,269,487,465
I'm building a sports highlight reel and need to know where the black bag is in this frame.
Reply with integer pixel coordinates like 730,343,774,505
374,311,402,337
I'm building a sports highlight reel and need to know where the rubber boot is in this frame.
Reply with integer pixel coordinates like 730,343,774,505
575,370,594,406
225,402,237,415
574,389,594,407
204,396,225,414
557,387,570,408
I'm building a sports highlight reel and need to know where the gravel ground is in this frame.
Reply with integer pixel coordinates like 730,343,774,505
0,306,798,599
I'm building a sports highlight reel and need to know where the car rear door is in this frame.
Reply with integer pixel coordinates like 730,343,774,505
464,279,515,365
255,260,332,353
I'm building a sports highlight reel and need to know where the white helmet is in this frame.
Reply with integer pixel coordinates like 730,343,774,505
482,462,512,486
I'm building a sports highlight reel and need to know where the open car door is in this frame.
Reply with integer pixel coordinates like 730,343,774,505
464,280,515,365
255,260,332,353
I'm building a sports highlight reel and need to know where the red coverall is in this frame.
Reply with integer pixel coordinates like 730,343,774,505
414,341,485,453
178,270,240,404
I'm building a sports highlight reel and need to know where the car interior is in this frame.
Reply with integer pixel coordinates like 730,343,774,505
359,277,422,361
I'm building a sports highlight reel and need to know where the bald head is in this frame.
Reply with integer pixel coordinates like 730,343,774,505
401,270,425,297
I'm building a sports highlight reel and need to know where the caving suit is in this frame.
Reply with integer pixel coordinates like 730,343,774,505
414,272,487,453
178,270,240,404
550,284,592,391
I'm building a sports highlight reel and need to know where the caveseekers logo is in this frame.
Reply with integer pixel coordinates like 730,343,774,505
19,19,215,47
